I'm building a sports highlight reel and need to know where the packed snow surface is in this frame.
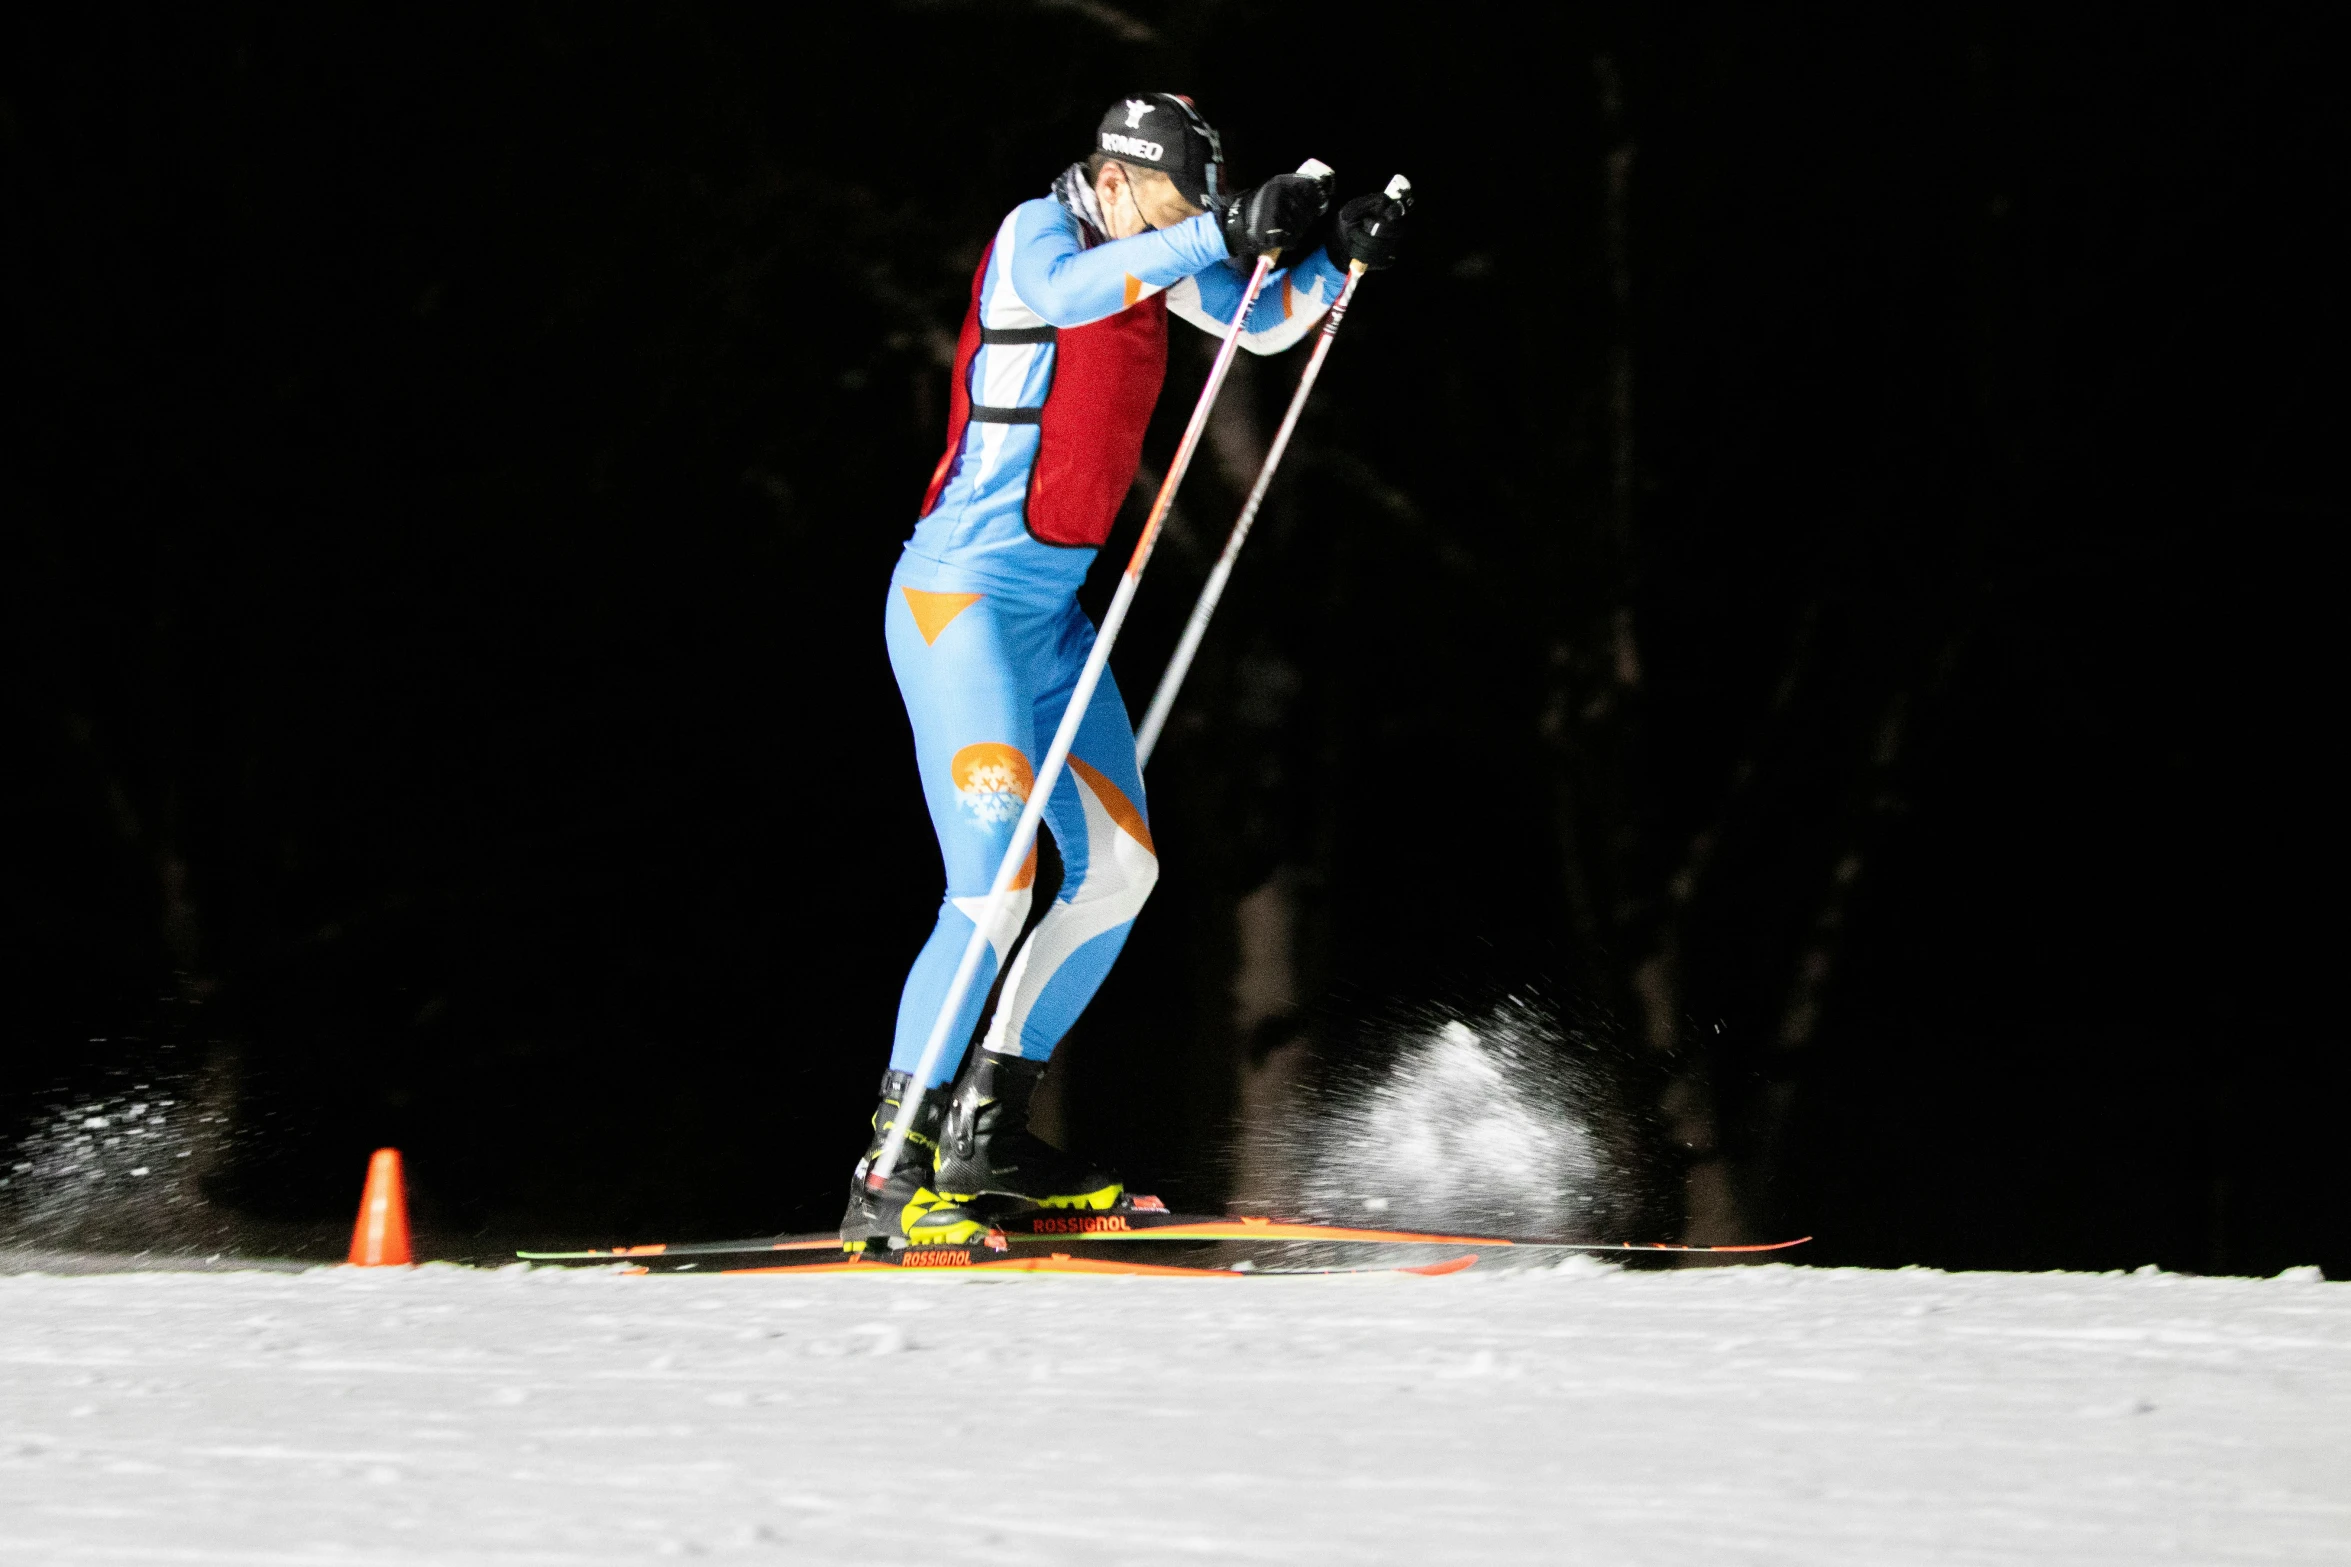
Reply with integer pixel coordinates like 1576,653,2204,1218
3,1259,2346,1564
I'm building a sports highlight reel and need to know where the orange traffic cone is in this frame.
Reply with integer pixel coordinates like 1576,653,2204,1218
347,1147,413,1266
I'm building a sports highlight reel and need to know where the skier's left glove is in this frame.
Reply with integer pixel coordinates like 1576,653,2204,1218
1328,187,1413,271
1218,171,1332,260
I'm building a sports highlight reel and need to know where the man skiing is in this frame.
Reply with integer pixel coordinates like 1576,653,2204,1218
842,94,1412,1251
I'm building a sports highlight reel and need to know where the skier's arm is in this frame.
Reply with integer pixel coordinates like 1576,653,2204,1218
1004,200,1231,329
1165,246,1350,356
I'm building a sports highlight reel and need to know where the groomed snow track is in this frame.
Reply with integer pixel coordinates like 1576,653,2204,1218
2,1257,2345,1564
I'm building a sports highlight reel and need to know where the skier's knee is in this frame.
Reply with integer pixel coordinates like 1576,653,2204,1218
948,882,1032,947
998,883,1035,937
1065,839,1156,923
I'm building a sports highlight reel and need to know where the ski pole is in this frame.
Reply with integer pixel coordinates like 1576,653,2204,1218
1134,173,1413,770
868,168,1327,1190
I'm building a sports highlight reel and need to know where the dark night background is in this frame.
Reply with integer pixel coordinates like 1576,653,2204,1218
3,5,2339,1273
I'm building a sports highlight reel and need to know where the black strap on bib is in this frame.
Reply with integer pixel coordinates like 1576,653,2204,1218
968,324,1056,422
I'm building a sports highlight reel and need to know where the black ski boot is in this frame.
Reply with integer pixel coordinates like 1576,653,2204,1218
837,1070,993,1252
933,1050,1123,1210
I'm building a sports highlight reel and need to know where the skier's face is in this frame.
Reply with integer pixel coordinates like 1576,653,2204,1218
1097,162,1203,240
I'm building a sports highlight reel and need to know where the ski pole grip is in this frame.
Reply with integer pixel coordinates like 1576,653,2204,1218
1266,159,1336,270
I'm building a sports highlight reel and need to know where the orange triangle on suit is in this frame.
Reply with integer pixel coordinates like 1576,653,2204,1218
902,588,983,646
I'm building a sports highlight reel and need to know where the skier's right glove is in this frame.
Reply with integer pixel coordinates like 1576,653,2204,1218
1218,171,1332,260
1329,187,1413,271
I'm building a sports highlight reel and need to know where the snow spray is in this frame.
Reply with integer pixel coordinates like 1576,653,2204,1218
0,1010,249,1256
1235,995,1663,1244
0,1074,234,1253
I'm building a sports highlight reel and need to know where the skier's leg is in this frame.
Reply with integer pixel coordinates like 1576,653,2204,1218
883,584,1040,1090
982,621,1158,1062
842,581,1040,1248
936,605,1154,1207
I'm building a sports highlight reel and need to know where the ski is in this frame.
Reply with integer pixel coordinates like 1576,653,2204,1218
605,1248,1485,1279
517,1214,1811,1263
989,1211,1812,1254
517,1235,848,1262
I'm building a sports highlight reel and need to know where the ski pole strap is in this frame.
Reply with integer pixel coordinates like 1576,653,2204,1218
967,404,1044,424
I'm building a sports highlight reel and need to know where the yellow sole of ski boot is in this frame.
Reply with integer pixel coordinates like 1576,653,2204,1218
902,1189,992,1248
933,1183,1123,1211
1033,1183,1124,1212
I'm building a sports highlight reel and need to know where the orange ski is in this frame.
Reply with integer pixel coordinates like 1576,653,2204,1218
520,1217,1813,1263
721,1252,1244,1278
683,1250,1483,1279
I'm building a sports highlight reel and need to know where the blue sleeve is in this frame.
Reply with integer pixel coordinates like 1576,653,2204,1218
1166,244,1350,355
1182,246,1349,336
1004,199,1231,329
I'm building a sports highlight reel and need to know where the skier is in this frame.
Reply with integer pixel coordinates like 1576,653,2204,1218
843,94,1412,1250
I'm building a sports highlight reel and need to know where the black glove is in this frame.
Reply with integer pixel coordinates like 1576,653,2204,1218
1219,171,1332,260
1329,186,1413,271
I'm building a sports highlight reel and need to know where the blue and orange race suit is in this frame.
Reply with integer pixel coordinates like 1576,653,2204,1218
886,165,1346,1082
